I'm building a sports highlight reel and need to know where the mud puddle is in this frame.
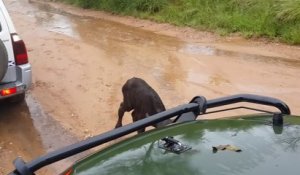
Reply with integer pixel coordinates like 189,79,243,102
0,98,46,174
0,94,85,174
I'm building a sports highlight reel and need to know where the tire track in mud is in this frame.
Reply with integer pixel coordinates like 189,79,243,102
25,94,91,174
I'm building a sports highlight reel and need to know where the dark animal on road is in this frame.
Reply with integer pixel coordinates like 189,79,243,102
115,77,172,133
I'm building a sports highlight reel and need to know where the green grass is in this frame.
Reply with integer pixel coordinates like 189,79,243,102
59,0,300,44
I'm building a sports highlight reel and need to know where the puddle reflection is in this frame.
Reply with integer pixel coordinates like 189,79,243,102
181,44,300,68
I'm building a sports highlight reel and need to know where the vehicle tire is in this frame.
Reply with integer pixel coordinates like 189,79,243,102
8,93,25,103
0,40,8,81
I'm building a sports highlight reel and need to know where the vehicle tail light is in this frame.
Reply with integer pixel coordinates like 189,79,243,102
0,87,17,96
11,33,28,65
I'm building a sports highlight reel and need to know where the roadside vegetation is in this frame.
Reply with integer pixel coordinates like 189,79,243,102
59,0,300,44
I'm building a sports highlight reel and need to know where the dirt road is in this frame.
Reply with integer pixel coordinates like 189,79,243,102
1,0,300,174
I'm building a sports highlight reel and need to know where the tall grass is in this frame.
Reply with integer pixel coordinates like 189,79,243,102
60,0,300,44
61,0,168,13
276,0,300,22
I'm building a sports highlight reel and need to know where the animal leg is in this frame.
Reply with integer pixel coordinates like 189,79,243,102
132,110,145,133
115,102,129,128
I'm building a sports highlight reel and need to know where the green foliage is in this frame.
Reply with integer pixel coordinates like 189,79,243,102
136,0,168,13
275,0,300,22
60,0,300,44
61,0,168,13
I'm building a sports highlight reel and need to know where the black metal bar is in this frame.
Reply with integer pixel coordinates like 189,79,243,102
204,106,274,115
206,94,291,115
25,103,200,173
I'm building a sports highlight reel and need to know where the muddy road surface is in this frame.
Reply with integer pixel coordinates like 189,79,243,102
0,96,82,174
1,0,300,174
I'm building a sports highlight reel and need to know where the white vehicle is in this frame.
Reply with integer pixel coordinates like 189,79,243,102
0,0,31,102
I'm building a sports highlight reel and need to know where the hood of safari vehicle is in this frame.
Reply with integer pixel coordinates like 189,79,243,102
70,115,300,175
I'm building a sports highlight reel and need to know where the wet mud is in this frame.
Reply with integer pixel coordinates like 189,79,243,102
0,98,45,174
0,94,84,174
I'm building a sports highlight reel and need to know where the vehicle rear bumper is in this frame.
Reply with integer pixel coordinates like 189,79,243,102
0,63,32,99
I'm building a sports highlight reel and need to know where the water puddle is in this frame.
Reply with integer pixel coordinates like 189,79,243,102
0,94,84,174
0,99,46,173
181,44,300,68
180,44,215,56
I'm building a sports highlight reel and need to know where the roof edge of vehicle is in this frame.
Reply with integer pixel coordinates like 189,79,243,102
8,93,292,175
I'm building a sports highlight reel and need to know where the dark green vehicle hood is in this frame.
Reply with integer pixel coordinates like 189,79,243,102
71,115,300,175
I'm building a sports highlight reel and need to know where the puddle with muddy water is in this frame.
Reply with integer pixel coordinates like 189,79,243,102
0,95,83,174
